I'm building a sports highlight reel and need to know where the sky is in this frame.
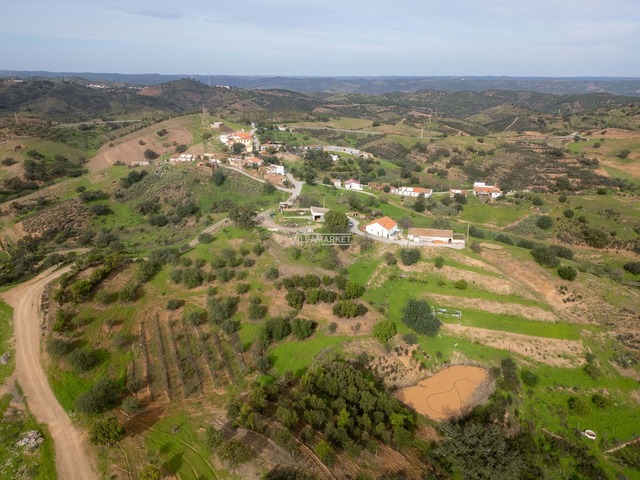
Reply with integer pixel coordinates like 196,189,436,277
1,0,639,77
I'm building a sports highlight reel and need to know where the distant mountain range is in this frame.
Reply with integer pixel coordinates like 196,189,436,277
2,70,640,96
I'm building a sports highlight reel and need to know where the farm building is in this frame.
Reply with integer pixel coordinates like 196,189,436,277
345,179,363,190
365,217,399,239
310,206,329,222
392,186,432,198
407,228,466,245
473,182,502,198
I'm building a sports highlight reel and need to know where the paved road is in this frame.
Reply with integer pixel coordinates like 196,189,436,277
2,267,98,480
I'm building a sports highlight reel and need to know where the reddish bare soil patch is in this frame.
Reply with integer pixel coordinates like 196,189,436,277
87,117,194,172
396,365,492,420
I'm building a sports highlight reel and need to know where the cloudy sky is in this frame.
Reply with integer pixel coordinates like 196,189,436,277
1,0,639,76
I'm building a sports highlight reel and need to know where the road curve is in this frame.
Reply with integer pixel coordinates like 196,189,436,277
2,267,98,480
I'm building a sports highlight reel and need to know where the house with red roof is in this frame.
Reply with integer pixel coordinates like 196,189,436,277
365,216,399,239
473,182,502,199
344,179,363,190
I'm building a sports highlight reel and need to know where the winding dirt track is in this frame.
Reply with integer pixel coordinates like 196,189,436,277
2,267,98,480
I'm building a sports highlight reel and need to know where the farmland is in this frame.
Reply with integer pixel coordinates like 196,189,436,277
0,81,639,479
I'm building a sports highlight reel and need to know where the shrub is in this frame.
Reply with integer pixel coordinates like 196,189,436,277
517,239,536,250
314,440,334,466
285,289,306,309
536,215,553,230
495,234,513,245
469,226,485,239
139,465,162,480
198,233,214,244
291,318,317,340
265,267,279,280
372,320,397,343
469,241,482,253
434,256,444,269
46,337,73,357
344,281,365,299
185,310,206,325
563,208,574,218
90,417,125,445
591,394,611,409
532,196,544,206
328,322,338,333
143,149,159,160
119,281,140,302
623,262,640,275
557,265,577,281
217,439,255,467
402,333,418,345
559,195,567,203
69,349,98,372
249,302,268,321
384,252,397,265
75,378,120,414
264,317,291,341
332,300,368,318
530,246,559,268
454,280,468,290
550,244,574,260
520,369,539,387
567,396,589,415
166,298,185,310
399,248,420,265
236,283,250,294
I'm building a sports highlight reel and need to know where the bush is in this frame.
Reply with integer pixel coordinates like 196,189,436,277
557,265,577,281
402,333,418,345
567,396,589,415
198,233,214,244
402,299,441,336
563,208,574,218
46,337,73,357
495,234,514,245
291,318,317,340
328,322,338,333
75,378,120,414
469,226,485,239
550,244,574,260
236,283,250,294
69,348,98,372
265,267,279,280
332,300,368,318
139,465,162,480
536,215,553,230
143,149,159,160
166,298,185,310
384,252,397,265
119,281,140,302
90,417,125,445
532,196,544,206
399,248,420,265
217,439,255,467
285,289,306,309
264,317,291,341
372,320,397,343
530,246,559,268
520,369,539,387
122,396,142,415
623,262,640,275
434,256,444,269
469,241,482,254
454,279,468,290
591,393,611,409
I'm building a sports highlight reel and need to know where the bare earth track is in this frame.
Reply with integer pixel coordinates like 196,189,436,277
2,267,98,480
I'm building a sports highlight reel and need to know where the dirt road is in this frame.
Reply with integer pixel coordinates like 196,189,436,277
2,267,98,480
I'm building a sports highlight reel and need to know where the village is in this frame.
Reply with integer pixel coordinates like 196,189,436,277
164,126,505,249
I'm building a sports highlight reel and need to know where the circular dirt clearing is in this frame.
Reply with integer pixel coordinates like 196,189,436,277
396,365,490,420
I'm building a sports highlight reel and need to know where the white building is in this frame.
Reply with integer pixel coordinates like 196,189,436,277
365,217,399,239
407,228,466,246
473,181,502,198
333,179,342,188
330,154,340,162
344,179,363,190
392,186,432,198
266,164,285,175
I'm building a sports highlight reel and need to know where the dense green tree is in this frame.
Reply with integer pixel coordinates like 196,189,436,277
372,320,397,343
212,169,226,186
323,210,349,233
90,417,125,445
557,265,577,281
401,299,441,336
399,248,420,265
439,422,523,480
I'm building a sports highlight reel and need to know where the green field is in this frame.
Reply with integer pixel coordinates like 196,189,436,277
0,301,14,384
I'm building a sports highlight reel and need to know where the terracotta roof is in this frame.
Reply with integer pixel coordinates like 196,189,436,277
408,228,454,238
232,132,253,140
368,216,397,230
345,178,360,184
474,185,501,193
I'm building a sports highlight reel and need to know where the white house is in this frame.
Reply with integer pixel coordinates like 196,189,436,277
266,164,285,175
365,216,399,239
344,179,363,190
330,154,340,162
407,228,466,246
333,179,342,188
473,181,502,198
392,186,432,198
